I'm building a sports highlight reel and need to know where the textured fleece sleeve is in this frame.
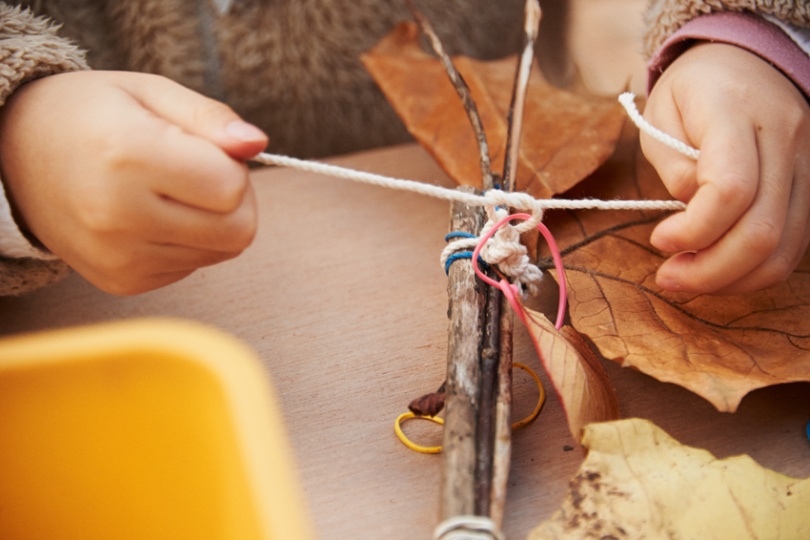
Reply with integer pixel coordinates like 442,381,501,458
647,11,810,96
0,3,88,296
642,0,810,58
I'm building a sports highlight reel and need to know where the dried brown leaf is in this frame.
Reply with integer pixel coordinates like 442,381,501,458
408,383,446,417
529,418,810,539
361,22,625,196
522,308,620,440
542,128,810,412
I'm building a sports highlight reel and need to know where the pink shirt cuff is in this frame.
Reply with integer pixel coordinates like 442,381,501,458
648,11,810,99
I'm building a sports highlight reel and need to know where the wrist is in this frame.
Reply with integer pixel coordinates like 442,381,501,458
0,179,56,260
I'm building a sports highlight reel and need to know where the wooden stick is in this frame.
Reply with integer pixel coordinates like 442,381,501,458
440,188,486,520
491,0,541,525
474,281,502,516
502,0,542,191
489,296,514,527
406,1,541,532
440,197,513,529
405,0,495,191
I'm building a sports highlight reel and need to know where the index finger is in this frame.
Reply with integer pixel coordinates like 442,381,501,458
651,119,760,253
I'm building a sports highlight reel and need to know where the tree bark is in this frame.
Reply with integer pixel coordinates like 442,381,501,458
440,187,513,529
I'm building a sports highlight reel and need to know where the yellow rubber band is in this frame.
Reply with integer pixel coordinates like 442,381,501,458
510,362,545,430
394,363,545,454
394,412,444,454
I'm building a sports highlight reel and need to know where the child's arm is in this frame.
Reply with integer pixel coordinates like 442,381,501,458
0,70,267,295
641,5,810,295
0,5,267,296
0,3,86,295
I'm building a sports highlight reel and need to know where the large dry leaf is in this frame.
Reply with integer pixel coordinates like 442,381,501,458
538,125,810,412
529,418,810,539
361,22,625,196
523,308,620,440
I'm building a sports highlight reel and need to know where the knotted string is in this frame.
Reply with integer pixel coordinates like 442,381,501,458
251,93,700,326
254,94,703,538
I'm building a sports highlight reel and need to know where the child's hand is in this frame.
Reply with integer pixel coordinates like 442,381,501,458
0,71,268,295
641,43,810,295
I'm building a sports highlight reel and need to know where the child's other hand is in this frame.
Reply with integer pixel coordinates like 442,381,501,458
641,43,810,295
0,71,267,294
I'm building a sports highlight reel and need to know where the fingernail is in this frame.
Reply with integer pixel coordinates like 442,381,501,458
656,273,682,292
226,120,267,142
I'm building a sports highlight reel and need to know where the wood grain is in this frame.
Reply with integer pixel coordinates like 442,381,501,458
1,144,808,540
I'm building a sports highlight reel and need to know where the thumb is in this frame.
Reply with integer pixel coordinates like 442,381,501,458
123,73,268,160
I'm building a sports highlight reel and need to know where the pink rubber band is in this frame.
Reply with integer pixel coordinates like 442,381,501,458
471,213,567,329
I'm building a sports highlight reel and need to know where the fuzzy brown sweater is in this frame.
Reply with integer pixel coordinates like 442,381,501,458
0,0,807,296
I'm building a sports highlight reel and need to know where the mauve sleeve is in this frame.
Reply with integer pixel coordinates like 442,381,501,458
647,11,810,98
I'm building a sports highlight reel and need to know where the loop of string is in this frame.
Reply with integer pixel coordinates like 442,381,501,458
618,92,701,160
478,206,544,297
440,207,544,296
473,213,568,330
434,515,505,540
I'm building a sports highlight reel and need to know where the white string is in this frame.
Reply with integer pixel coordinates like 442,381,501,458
440,237,479,267
250,152,687,214
439,206,544,296
618,92,701,160
433,515,505,540
251,102,695,295
481,206,543,295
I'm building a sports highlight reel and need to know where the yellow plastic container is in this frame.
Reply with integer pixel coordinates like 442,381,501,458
0,319,313,540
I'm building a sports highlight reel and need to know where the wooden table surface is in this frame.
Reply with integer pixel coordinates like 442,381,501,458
1,143,808,539
2,2,809,537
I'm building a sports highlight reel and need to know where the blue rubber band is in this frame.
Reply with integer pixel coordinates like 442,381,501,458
445,231,477,242
444,252,489,275
445,252,472,274
444,231,487,274
806,420,809,443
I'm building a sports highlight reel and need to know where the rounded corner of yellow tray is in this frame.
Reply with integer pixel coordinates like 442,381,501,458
0,317,314,540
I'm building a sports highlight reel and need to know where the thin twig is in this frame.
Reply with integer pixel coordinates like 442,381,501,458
474,282,502,516
502,0,541,192
441,190,487,520
405,0,495,190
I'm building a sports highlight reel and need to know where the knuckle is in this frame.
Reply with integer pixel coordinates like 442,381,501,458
218,187,257,251
227,212,258,252
194,97,237,126
658,164,696,202
714,76,754,105
215,174,250,212
200,161,250,212
90,123,136,172
77,196,121,233
744,219,781,254
707,175,754,209
759,254,797,288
